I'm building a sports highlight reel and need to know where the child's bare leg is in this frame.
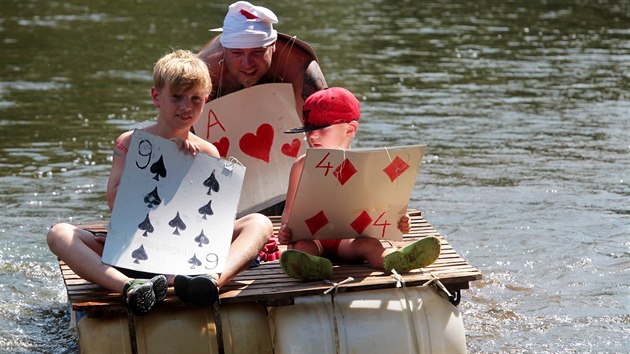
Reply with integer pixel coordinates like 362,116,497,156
337,237,389,269
218,213,272,287
47,223,167,315
174,213,272,307
47,223,129,293
290,239,322,256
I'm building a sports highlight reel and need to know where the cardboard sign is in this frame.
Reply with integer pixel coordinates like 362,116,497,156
287,145,425,241
102,130,245,275
192,83,306,216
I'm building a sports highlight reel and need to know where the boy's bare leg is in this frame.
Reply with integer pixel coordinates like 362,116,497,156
216,213,272,287
149,213,270,307
338,237,389,269
47,223,129,293
339,236,441,272
289,239,321,256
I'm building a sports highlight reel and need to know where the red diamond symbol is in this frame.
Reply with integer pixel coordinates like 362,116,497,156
350,210,373,235
382,156,410,182
333,159,357,185
304,210,329,236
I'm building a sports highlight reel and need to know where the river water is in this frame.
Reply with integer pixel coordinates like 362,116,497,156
1,0,628,353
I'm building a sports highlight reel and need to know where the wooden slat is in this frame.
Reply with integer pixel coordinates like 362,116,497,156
60,210,482,316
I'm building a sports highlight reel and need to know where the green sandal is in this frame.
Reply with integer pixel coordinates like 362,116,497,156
383,236,441,273
280,250,333,281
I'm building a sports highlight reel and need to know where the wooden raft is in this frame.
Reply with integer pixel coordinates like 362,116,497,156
59,210,482,316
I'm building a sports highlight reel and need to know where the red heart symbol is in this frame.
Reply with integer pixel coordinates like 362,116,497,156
239,123,274,163
212,137,230,158
281,139,301,158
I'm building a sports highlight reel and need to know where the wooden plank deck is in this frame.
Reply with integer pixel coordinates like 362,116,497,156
59,210,482,316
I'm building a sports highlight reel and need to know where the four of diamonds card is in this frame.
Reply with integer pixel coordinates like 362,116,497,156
102,129,245,275
287,145,425,242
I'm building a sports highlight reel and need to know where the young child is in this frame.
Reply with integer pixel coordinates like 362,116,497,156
47,49,272,314
278,87,441,281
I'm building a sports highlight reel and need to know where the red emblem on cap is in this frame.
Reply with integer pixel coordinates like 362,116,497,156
240,9,258,19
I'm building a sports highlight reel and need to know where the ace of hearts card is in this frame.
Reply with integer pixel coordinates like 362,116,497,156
102,129,245,275
192,83,306,216
287,145,425,242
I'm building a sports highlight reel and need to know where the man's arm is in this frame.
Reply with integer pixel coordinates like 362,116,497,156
301,60,328,101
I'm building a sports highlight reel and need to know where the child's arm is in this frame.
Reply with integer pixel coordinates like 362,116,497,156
106,131,133,211
278,156,305,245
397,213,411,234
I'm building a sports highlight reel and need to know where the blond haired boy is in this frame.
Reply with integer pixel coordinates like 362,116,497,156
48,50,271,314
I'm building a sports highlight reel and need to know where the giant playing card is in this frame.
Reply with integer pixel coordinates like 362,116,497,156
102,129,245,275
193,83,306,216
287,145,425,241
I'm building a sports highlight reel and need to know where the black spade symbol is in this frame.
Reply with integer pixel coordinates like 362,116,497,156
131,245,148,264
203,170,220,195
144,187,162,208
138,214,154,236
150,155,167,181
188,254,202,269
198,200,214,220
169,212,186,235
194,230,210,247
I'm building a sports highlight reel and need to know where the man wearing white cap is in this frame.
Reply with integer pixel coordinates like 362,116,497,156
198,1,327,114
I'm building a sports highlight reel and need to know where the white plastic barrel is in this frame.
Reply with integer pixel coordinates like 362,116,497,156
76,302,273,354
75,286,465,354
268,286,466,354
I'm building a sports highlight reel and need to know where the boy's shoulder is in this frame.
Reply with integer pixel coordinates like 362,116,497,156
113,129,135,152
115,129,135,141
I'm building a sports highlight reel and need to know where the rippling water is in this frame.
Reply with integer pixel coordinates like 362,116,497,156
1,0,628,353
